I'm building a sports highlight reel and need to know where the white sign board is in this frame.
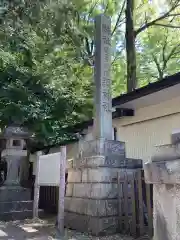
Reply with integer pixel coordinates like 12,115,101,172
37,152,61,186
33,147,66,236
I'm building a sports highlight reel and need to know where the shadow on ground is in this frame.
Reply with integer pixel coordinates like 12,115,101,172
0,218,134,240
0,220,56,240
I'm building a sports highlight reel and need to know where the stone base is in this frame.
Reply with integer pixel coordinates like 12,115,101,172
0,185,38,221
0,206,44,221
65,139,142,235
144,142,180,240
153,184,179,240
0,201,33,221
0,186,31,202
0,200,33,213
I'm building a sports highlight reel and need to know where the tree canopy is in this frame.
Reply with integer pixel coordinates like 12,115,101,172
0,0,179,146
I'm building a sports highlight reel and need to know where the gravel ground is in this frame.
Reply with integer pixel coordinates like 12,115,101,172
63,229,134,240
0,218,134,240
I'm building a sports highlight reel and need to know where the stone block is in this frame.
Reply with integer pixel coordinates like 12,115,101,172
104,155,126,167
72,183,118,199
67,159,73,169
0,200,33,213
81,168,118,183
76,155,126,168
0,185,41,221
152,143,180,162
144,159,180,184
153,185,177,240
81,168,88,182
78,139,125,159
0,209,44,221
65,197,118,216
64,211,119,236
66,183,73,197
0,186,31,202
67,169,82,183
75,156,142,169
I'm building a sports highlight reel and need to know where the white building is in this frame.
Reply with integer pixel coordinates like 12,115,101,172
31,72,180,167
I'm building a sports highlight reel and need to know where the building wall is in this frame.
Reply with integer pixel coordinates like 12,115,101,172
113,95,180,162
30,142,79,175
48,142,79,161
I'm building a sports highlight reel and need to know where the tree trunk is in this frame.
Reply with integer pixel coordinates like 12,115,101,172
126,0,136,92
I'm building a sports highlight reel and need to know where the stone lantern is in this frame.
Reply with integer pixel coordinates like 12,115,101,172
0,124,33,221
1,124,30,186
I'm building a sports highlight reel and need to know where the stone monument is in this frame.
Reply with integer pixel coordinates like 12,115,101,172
64,15,128,235
144,131,180,240
0,124,34,221
93,14,112,140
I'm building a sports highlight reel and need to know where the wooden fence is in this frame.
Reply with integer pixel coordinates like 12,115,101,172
117,169,153,238
32,170,153,238
32,172,68,213
39,186,58,213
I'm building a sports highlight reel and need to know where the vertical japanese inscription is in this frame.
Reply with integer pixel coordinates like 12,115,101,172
101,22,111,112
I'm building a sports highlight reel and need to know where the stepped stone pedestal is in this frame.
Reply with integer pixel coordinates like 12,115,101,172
65,139,142,236
144,142,180,240
0,185,33,221
0,154,34,221
0,124,35,221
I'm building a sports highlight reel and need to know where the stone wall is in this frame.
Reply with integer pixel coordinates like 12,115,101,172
153,184,179,240
144,141,180,240
64,139,142,236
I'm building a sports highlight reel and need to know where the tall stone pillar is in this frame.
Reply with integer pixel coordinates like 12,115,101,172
93,14,112,140
65,15,127,235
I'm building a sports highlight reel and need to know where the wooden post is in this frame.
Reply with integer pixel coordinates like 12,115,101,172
57,146,66,235
137,170,144,236
117,171,123,232
146,183,153,237
124,171,129,233
130,172,137,237
33,151,42,218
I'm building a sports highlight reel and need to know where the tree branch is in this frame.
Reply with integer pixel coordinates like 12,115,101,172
164,44,180,64
168,13,180,17
87,0,100,22
112,49,124,65
154,23,180,28
151,53,163,79
104,2,109,13
135,1,180,36
162,30,168,67
161,42,180,73
112,0,126,36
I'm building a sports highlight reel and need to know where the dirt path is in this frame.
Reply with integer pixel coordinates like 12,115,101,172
0,219,134,240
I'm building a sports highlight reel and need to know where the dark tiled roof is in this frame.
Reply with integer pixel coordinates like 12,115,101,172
112,72,180,106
